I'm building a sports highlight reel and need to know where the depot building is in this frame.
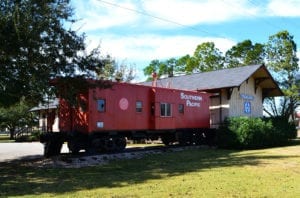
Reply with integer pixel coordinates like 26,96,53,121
141,64,283,128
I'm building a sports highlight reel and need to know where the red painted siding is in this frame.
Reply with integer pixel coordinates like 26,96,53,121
58,81,210,134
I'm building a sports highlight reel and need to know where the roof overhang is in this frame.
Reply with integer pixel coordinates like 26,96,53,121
197,64,283,98
251,64,284,97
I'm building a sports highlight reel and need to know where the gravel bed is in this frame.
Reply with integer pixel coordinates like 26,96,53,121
20,146,210,168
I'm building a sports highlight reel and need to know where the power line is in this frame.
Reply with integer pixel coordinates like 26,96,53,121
96,0,226,39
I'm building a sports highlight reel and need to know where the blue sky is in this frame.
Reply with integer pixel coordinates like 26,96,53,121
70,0,300,81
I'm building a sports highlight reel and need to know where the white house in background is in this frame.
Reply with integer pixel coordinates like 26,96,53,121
30,99,59,132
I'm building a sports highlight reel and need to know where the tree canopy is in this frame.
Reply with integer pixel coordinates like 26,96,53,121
264,30,299,119
143,40,264,78
0,97,35,139
143,58,183,81
187,42,224,72
0,0,104,107
225,40,265,68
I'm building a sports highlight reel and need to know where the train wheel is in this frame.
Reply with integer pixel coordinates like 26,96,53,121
161,138,170,146
44,141,52,157
115,136,126,151
161,136,171,146
53,141,63,155
102,137,116,152
44,141,62,157
177,132,188,146
67,140,80,154
88,138,102,153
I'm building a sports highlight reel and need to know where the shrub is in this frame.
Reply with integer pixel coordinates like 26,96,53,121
15,131,41,142
216,116,295,149
264,116,297,139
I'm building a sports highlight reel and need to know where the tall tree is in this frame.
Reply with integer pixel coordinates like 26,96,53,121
186,42,224,72
265,30,299,119
225,40,265,68
143,59,162,81
0,0,104,107
177,54,192,73
143,58,181,81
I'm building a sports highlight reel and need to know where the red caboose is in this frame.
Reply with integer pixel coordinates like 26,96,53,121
41,80,213,156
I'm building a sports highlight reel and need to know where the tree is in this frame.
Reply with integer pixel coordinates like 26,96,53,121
177,54,192,73
96,55,135,82
0,98,35,139
225,40,265,68
186,42,224,72
96,55,116,80
114,62,136,82
0,0,104,107
265,30,299,120
143,59,162,81
143,58,181,81
143,42,225,80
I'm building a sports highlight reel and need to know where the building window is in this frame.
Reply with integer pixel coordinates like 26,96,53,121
97,99,106,112
160,103,171,117
178,104,184,114
136,101,143,112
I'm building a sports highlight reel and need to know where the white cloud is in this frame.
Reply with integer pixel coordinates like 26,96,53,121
72,0,139,31
267,0,300,17
86,34,236,63
72,0,300,33
142,0,259,27
72,0,262,32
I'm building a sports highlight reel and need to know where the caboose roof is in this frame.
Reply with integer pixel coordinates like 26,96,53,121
140,64,283,97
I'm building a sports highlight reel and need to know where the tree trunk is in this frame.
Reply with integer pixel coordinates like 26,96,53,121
9,128,15,140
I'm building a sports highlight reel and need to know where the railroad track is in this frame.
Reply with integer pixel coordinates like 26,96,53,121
25,144,211,168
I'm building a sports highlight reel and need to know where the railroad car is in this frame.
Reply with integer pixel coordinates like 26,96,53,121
40,80,214,157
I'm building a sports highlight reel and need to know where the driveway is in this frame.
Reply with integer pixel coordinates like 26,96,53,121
0,142,69,162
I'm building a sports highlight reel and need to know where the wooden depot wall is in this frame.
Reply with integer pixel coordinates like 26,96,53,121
210,76,263,128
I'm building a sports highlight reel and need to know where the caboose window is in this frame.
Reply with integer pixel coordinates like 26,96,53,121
178,104,184,114
160,103,171,117
136,101,143,112
97,99,106,112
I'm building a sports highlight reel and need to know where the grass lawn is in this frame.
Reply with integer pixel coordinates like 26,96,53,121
1,143,300,197
0,135,14,143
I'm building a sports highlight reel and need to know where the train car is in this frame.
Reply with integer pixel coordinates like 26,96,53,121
40,80,213,157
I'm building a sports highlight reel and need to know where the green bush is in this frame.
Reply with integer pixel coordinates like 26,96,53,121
264,116,297,138
30,131,41,141
216,116,296,149
15,131,41,142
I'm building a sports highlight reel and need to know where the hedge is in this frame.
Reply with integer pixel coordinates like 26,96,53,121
216,116,296,149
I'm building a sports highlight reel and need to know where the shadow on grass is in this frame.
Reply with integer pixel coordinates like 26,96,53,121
0,144,299,197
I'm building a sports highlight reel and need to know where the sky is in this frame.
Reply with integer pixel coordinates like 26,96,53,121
70,0,300,81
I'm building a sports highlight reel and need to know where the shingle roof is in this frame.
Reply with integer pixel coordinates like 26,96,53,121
140,64,283,97
30,98,59,112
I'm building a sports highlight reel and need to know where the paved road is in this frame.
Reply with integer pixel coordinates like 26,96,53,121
0,142,69,162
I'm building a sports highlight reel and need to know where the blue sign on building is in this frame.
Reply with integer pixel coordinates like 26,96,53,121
244,101,251,114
